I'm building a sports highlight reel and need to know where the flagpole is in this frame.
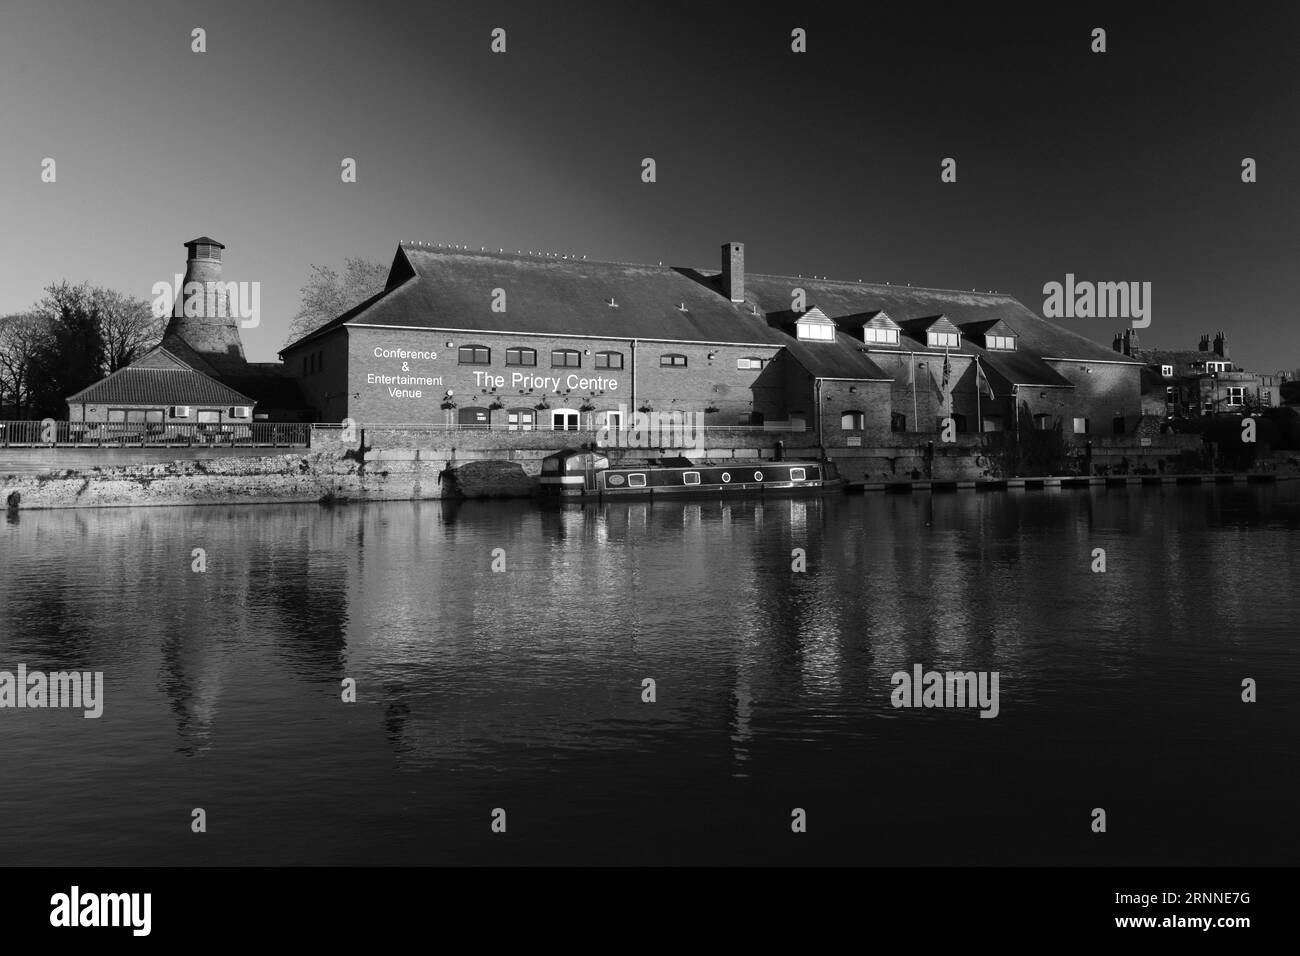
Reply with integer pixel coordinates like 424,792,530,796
975,357,982,433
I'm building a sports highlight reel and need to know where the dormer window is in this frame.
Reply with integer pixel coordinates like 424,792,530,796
860,310,902,347
928,331,960,349
985,335,1015,351
795,307,836,342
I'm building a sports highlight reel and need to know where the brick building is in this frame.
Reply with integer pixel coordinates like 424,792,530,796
1118,329,1281,419
281,241,1143,442
67,237,309,425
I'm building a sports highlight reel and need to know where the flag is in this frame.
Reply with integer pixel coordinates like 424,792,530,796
976,358,995,398
941,349,951,391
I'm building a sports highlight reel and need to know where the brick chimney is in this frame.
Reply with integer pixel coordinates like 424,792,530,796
1122,328,1139,356
1112,332,1123,353
1213,330,1229,359
1198,334,1210,352
161,236,247,372
721,241,745,303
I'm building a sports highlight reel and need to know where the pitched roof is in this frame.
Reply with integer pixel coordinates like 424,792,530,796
281,245,1143,373
860,310,900,331
898,314,961,337
67,349,254,406
977,351,1074,389
782,332,892,381
742,274,1138,364
283,246,794,351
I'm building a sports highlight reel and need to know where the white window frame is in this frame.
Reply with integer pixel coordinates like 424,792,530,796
863,327,900,345
797,322,835,341
790,467,806,481
627,473,647,488
1161,364,1174,377
928,331,960,349
683,472,700,485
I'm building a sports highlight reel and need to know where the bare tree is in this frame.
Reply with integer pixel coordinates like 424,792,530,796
0,312,50,418
96,287,163,372
285,258,388,345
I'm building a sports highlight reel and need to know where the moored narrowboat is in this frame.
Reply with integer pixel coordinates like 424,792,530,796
539,448,844,499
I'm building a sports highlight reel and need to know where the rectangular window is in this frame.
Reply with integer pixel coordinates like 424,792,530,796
841,411,865,430
928,331,960,349
107,409,126,422
507,410,535,431
505,347,536,366
682,472,700,485
595,351,623,370
458,345,490,364
790,467,807,481
1263,389,1272,403
1161,365,1174,377
986,335,1015,350
890,412,907,433
197,410,221,423
797,323,835,341
863,327,900,345
301,356,307,376
1073,417,1089,434
551,349,581,368
1225,386,1245,405
737,357,769,370
145,409,164,423
660,354,687,367
627,473,647,488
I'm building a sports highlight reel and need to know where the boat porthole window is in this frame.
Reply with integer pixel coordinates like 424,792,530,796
683,472,700,485
754,471,764,481
721,472,731,483
790,467,806,481
628,474,647,488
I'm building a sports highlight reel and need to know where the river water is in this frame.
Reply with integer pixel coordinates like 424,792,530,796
1,487,1296,865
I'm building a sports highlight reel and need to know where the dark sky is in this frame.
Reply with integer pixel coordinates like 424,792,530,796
1,1,1297,366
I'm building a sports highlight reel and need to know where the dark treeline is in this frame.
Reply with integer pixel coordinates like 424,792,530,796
0,282,162,419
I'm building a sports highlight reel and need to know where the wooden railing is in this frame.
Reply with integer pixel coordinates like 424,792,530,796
0,420,311,448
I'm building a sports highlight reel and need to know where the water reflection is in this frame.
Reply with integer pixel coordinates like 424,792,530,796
1,485,1297,864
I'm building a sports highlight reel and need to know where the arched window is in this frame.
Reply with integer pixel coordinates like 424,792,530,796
595,351,623,370
505,347,536,366
660,353,688,368
551,349,581,368
458,345,490,365
458,407,490,429
841,411,865,430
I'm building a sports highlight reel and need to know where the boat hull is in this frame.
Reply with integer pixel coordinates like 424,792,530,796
540,459,844,500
